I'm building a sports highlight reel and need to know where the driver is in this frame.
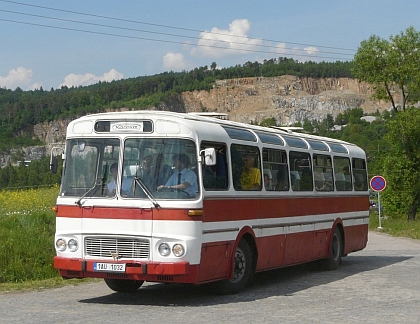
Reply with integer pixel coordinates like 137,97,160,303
157,153,197,196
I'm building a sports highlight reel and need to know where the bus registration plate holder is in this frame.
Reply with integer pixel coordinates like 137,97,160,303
94,262,126,273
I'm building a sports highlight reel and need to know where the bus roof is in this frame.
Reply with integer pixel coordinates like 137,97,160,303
69,110,363,155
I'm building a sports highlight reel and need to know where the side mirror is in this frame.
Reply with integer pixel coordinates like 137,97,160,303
77,141,86,152
50,156,58,174
201,148,216,166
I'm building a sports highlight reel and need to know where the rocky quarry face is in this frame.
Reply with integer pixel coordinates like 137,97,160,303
1,76,392,167
182,76,390,124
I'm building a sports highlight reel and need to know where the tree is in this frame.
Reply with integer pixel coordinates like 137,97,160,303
259,117,277,127
352,27,420,112
211,62,217,76
382,108,420,221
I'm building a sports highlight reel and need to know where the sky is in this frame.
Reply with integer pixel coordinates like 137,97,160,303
1,0,419,91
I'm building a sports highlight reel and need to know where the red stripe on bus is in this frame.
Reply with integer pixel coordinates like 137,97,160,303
202,195,369,222
56,205,153,220
55,195,368,221
56,205,197,221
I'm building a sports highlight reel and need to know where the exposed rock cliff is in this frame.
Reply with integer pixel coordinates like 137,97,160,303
0,120,69,168
182,76,389,124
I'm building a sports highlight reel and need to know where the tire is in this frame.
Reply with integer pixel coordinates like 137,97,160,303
212,239,253,295
104,278,144,293
319,227,343,271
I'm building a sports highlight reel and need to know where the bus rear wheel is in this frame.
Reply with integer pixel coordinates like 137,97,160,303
212,239,252,295
104,278,144,293
319,227,342,271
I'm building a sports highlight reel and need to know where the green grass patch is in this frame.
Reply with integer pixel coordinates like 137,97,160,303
0,277,100,294
369,211,420,239
0,186,59,284
0,211,57,283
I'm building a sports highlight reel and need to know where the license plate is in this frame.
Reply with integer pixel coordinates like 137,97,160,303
93,262,126,273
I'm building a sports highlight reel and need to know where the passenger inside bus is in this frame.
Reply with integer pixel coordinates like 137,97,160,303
263,169,274,190
107,163,132,196
240,154,261,190
276,164,289,191
157,153,198,196
152,153,172,189
141,155,154,188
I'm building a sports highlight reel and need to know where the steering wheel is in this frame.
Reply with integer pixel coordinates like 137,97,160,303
158,186,190,197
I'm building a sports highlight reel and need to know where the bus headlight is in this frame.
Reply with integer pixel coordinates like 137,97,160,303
158,243,171,256
56,238,66,252
68,239,79,252
172,244,185,257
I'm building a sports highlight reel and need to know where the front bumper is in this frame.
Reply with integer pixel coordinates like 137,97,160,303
54,256,198,283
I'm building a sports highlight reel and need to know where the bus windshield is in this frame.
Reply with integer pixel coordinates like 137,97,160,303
123,137,199,199
60,137,199,200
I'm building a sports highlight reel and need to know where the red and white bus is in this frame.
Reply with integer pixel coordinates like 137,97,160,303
52,111,369,294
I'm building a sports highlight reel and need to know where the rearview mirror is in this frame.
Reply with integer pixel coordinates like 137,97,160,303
50,156,58,174
77,141,86,152
201,148,216,166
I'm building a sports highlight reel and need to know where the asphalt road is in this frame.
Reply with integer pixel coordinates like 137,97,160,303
1,231,419,324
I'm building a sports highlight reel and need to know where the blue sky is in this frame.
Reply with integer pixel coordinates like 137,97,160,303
1,0,419,90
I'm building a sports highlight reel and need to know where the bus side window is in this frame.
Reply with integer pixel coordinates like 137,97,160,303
200,142,228,190
353,158,368,191
313,154,333,191
333,156,352,191
289,151,313,191
231,144,261,191
262,148,289,191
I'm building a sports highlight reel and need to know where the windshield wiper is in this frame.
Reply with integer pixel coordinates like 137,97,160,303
134,177,161,209
75,178,102,206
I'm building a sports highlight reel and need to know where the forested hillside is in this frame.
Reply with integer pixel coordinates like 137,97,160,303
0,58,352,152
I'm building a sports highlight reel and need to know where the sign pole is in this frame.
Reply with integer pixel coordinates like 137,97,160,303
377,191,382,230
370,175,386,230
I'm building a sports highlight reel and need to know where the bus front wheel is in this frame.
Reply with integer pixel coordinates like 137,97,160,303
319,227,342,271
104,278,144,293
212,239,252,295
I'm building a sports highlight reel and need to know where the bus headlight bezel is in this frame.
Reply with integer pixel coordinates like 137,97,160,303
158,243,171,256
67,239,79,252
172,243,185,257
56,238,67,252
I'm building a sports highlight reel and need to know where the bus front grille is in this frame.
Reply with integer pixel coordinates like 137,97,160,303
85,237,150,259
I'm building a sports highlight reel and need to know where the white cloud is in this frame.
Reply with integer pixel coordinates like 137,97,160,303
0,67,34,90
59,68,124,88
303,46,319,55
191,19,263,58
274,42,289,55
163,52,189,71
273,43,319,57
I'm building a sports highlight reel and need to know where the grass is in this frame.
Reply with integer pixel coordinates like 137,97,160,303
0,211,57,283
0,277,99,294
369,211,420,239
0,186,59,285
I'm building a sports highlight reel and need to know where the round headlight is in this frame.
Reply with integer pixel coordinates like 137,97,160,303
68,239,79,252
56,238,66,252
158,243,171,256
172,244,185,257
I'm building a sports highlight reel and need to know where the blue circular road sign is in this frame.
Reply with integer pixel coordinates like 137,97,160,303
370,175,386,192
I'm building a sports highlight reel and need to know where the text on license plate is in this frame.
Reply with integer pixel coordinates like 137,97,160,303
93,262,126,272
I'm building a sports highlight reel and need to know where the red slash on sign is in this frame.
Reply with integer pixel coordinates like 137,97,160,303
370,175,386,192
